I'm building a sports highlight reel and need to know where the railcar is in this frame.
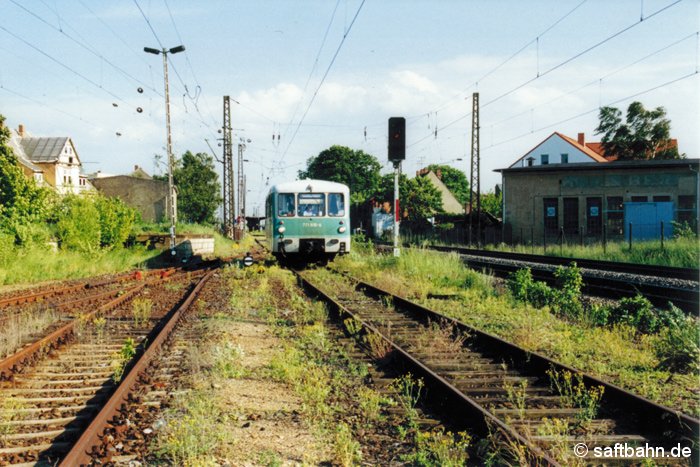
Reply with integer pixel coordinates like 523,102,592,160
265,179,351,261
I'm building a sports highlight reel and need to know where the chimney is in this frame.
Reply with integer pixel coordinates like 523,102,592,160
18,124,25,137
577,132,585,146
134,165,139,171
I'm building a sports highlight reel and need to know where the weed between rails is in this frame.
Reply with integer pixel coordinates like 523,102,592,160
0,304,58,358
111,337,136,382
330,243,699,416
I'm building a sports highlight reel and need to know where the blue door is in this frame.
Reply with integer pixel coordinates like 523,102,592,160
623,202,674,240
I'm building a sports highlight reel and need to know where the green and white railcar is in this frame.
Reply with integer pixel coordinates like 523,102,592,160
265,179,351,260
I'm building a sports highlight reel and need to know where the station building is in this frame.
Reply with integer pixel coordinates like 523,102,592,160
496,132,698,243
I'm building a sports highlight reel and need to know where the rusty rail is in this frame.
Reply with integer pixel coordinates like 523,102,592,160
0,284,145,380
59,269,215,466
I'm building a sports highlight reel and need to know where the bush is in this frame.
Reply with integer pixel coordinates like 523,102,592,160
585,303,610,327
95,196,136,248
553,263,584,320
655,317,700,374
55,195,101,252
13,222,53,249
609,295,660,334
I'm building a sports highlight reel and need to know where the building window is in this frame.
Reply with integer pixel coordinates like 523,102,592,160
586,197,602,236
561,153,568,164
69,157,73,164
653,195,671,202
541,154,549,165
526,157,534,167
677,195,696,226
631,195,648,202
563,197,579,236
543,198,558,235
606,196,624,236
63,175,67,184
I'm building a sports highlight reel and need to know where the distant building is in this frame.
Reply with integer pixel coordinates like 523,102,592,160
8,124,93,194
509,131,678,168
89,166,170,222
496,158,699,243
416,168,464,214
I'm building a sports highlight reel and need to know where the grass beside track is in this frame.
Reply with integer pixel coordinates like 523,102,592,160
322,240,699,417
479,237,699,269
0,224,244,287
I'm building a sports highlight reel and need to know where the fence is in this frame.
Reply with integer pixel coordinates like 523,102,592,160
400,219,697,251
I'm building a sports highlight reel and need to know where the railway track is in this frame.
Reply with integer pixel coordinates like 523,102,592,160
296,268,698,465
0,267,213,465
393,244,700,314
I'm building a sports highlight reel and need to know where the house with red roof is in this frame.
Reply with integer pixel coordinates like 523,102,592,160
495,132,696,243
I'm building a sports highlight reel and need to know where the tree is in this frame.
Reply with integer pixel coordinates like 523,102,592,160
298,145,381,205
480,190,502,218
173,151,222,224
595,101,682,160
425,164,470,206
375,173,443,222
0,115,53,238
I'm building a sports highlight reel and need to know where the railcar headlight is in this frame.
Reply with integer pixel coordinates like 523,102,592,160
338,226,346,233
277,226,286,233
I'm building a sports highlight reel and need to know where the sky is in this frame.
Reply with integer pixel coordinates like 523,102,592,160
1,0,698,216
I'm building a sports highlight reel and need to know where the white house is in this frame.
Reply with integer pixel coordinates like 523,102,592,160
9,124,92,195
509,132,609,168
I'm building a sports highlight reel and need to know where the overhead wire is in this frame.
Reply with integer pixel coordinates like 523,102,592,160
0,84,100,129
9,0,162,97
407,0,683,150
0,24,128,105
483,70,698,151
425,0,589,117
281,0,342,143
482,0,683,109
489,30,698,130
278,0,367,166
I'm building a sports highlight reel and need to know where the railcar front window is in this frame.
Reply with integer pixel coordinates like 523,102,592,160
278,193,295,217
328,193,345,217
298,193,325,217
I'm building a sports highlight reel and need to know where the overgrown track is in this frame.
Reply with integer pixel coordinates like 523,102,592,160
0,268,176,309
400,245,700,313
296,269,698,465
0,267,212,465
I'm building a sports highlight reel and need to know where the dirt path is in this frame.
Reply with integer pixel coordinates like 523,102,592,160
217,319,329,465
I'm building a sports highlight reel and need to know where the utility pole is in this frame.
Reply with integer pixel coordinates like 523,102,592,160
468,92,481,246
222,96,235,239
144,45,185,257
237,138,249,240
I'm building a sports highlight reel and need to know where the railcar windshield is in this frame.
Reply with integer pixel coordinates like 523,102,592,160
298,193,325,217
277,193,296,217
328,193,345,217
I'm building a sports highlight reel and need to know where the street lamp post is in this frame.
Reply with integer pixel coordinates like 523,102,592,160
144,45,185,257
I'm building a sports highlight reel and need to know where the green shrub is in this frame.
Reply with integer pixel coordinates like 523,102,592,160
95,195,136,248
609,295,659,334
55,195,101,252
585,304,610,327
13,222,53,248
506,268,535,302
553,263,584,319
655,317,700,374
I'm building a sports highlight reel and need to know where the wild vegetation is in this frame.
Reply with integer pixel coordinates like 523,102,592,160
482,234,699,268
325,238,699,416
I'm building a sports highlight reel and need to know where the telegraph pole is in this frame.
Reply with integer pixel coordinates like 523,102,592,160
222,96,235,239
144,45,185,257
236,138,249,240
468,92,481,246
